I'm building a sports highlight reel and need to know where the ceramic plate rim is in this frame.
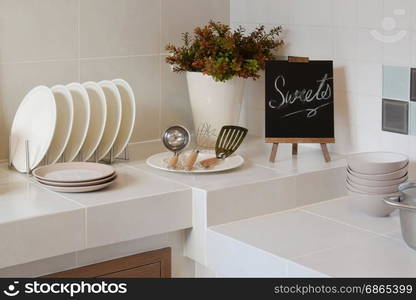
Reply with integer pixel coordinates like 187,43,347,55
33,162,115,183
97,80,122,160
48,84,74,164
347,163,409,178
11,86,57,172
81,81,108,161
65,82,91,162
347,152,409,174
37,173,117,187
146,152,245,173
346,179,399,194
38,179,115,193
112,79,136,158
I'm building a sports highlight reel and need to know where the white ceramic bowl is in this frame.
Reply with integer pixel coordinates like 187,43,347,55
347,164,408,181
346,178,399,194
347,188,396,217
347,152,409,175
346,170,408,187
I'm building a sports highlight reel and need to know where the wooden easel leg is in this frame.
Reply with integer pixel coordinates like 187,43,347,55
292,143,298,155
269,143,279,163
320,143,331,162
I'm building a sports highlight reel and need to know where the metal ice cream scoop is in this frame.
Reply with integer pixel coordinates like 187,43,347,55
162,125,190,169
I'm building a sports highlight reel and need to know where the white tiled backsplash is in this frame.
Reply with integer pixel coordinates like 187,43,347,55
233,0,416,160
0,0,229,161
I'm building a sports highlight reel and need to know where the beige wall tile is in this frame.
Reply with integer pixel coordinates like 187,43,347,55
80,55,161,142
0,0,230,162
161,0,230,51
161,56,194,133
80,0,161,57
0,60,79,160
0,0,79,63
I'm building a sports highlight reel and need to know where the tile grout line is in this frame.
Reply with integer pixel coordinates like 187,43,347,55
78,0,81,81
0,54,164,66
159,0,163,137
299,208,393,238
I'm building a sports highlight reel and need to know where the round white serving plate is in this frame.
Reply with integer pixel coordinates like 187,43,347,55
65,83,91,162
37,173,117,187
112,79,136,158
146,151,244,173
33,162,115,183
80,81,107,161
346,178,399,194
11,86,57,173
347,152,409,175
347,164,408,181
48,85,74,164
97,80,122,160
346,170,408,187
39,179,115,193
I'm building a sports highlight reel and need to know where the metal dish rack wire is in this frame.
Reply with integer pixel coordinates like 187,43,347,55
8,136,130,176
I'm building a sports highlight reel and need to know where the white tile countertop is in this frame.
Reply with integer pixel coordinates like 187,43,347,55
207,197,416,277
0,163,192,269
2,136,411,277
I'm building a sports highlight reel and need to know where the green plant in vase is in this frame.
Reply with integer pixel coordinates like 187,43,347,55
165,20,283,147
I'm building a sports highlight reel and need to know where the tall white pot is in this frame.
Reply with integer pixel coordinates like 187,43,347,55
186,72,245,147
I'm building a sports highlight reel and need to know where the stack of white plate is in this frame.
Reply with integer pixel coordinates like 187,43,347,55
33,162,116,193
9,79,136,173
346,152,409,217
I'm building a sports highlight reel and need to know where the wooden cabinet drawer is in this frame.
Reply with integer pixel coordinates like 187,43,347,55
98,263,161,278
45,247,171,278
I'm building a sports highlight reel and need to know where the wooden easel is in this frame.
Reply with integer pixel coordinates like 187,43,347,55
267,56,334,163
267,138,333,163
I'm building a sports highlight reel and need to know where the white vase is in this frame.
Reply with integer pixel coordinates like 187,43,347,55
186,71,245,148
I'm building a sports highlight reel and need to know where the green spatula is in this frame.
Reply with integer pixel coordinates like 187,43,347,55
199,125,248,168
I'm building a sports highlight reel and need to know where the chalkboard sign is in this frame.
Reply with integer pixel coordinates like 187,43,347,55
265,60,334,142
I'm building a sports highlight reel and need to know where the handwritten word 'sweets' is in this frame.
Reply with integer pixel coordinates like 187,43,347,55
268,73,333,116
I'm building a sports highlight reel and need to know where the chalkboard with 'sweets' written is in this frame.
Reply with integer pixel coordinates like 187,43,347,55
265,60,334,141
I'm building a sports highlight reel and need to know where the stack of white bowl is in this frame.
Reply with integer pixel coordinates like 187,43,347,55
346,152,409,217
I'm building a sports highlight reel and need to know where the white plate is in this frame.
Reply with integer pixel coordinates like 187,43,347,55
347,170,408,187
146,151,244,173
33,162,115,183
97,80,122,160
10,86,57,173
80,82,107,161
347,164,408,181
346,178,399,194
39,179,115,193
64,83,91,162
47,85,74,164
112,79,136,158
347,152,409,175
37,173,117,187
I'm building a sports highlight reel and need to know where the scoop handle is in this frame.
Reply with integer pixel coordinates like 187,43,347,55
184,150,199,171
167,153,179,169
199,157,220,168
